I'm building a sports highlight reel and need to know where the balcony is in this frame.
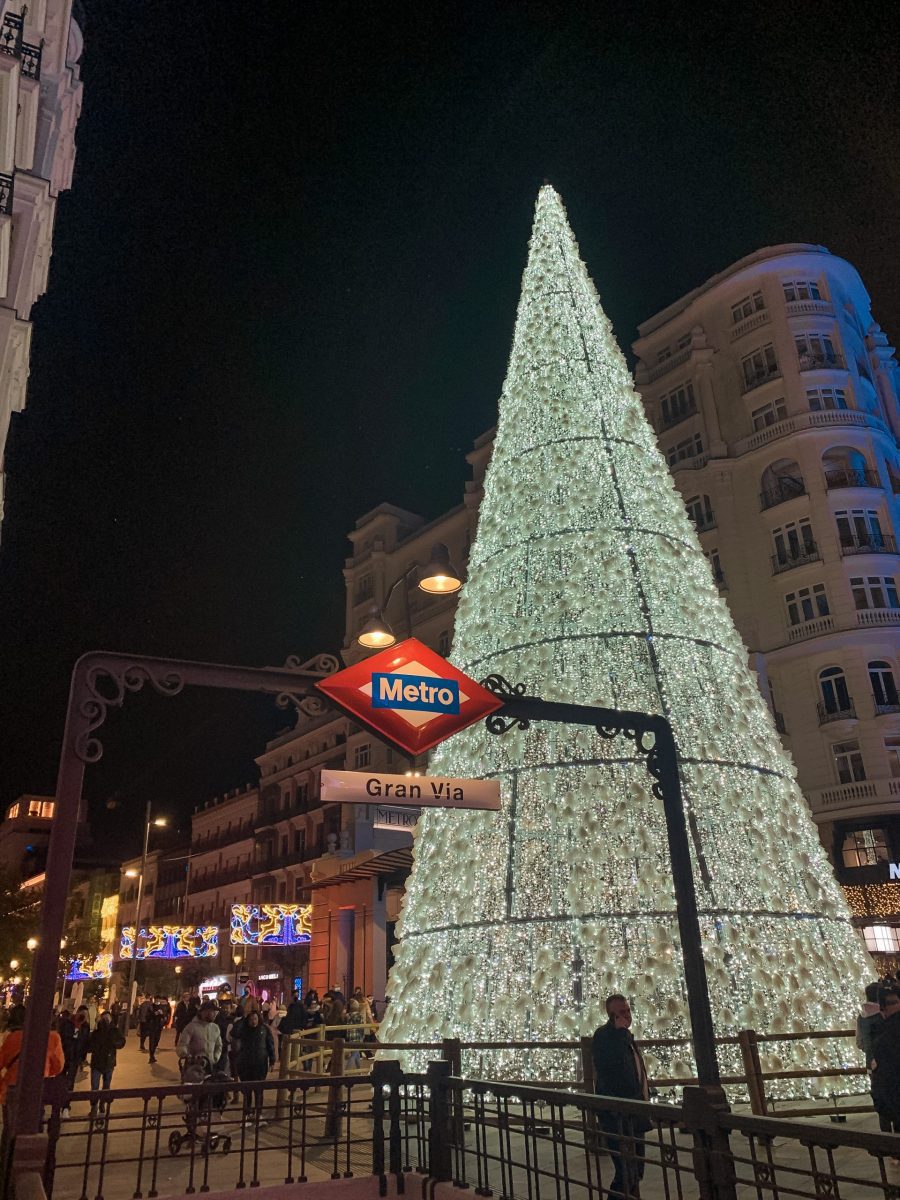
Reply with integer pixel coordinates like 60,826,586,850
839,533,898,558
730,309,770,341
771,542,820,574
785,298,834,318
817,699,857,726
874,701,900,717
20,40,40,81
787,614,834,642
0,13,21,57
731,408,891,457
798,351,846,373
759,476,805,511
646,345,691,383
807,776,900,819
693,513,717,533
774,711,787,734
824,467,880,490
857,608,900,628
660,399,698,431
741,363,782,394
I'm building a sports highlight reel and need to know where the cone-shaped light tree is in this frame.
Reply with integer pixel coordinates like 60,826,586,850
378,186,872,1089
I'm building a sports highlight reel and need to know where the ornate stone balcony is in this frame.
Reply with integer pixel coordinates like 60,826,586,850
731,408,892,457
771,541,820,574
807,777,900,820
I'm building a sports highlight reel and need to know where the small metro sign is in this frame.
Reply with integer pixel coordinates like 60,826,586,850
315,638,503,756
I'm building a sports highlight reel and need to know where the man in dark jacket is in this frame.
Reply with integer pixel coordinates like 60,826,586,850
87,1012,126,1113
592,994,651,1199
173,992,193,1038
871,987,900,1132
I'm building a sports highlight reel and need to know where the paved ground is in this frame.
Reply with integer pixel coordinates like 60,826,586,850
41,1035,900,1200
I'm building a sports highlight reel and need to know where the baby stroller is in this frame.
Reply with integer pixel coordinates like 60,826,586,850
168,1055,233,1157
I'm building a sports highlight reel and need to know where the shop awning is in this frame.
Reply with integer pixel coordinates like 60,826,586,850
306,846,412,889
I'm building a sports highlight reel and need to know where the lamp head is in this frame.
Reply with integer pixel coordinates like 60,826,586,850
356,611,397,650
124,868,139,878
26,938,37,952
418,543,462,594
9,959,18,971
152,816,168,827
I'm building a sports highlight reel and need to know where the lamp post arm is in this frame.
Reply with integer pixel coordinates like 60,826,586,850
378,565,419,639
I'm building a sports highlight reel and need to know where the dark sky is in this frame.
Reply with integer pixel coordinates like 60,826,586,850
0,0,897,858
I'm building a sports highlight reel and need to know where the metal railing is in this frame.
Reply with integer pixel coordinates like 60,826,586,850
759,475,805,510
741,362,781,393
659,399,697,430
818,698,858,725
799,350,847,372
825,466,881,489
840,533,898,557
771,541,820,574
20,39,41,81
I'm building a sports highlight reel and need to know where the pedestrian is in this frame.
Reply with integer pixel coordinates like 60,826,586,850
857,982,883,1067
86,1012,126,1113
173,991,193,1038
146,999,166,1064
176,1000,222,1070
871,987,900,1139
351,988,373,1025
137,995,153,1051
234,1009,275,1123
345,999,364,1070
279,990,305,1037
158,995,172,1029
592,994,652,1199
214,1000,235,1073
71,1007,91,1078
86,996,98,1031
322,991,346,1034
0,1006,65,1125
303,998,323,1031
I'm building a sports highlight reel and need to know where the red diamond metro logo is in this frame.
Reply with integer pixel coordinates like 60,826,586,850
315,638,503,757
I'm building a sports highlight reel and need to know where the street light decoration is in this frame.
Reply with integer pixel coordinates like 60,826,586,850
66,953,113,981
119,925,218,959
230,903,312,946
377,185,873,1092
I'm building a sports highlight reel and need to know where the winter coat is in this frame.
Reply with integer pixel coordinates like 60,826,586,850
279,1001,305,1036
858,1009,883,1065
176,1016,223,1067
173,1000,193,1036
88,1022,126,1073
0,1030,65,1105
871,1012,900,1120
591,1021,652,1135
235,1022,275,1080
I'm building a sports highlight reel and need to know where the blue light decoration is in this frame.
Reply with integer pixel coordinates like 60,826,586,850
230,904,312,947
66,952,113,981
119,925,218,960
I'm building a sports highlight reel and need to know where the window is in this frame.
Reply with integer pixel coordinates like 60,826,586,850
833,739,866,784
785,583,829,625
704,548,725,588
659,381,696,427
807,387,848,412
863,926,900,953
666,432,704,466
353,574,374,604
281,834,289,857
741,344,779,388
886,738,900,779
772,518,815,564
438,629,452,656
836,508,885,550
842,828,890,868
751,399,787,430
6,804,18,820
685,494,714,530
783,279,822,303
796,331,838,368
353,743,372,769
820,666,851,715
870,661,900,708
851,576,899,610
731,291,765,323
293,829,306,855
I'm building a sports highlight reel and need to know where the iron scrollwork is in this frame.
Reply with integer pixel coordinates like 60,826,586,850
596,721,664,801
480,674,531,736
75,662,186,764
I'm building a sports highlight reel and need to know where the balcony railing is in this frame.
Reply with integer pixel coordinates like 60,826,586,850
741,362,782,393
659,398,697,430
788,614,834,642
730,308,770,340
874,701,900,717
20,39,40,80
824,467,880,490
839,533,898,557
771,541,820,574
731,407,890,457
0,172,13,218
798,351,846,372
808,777,900,816
817,699,857,725
785,298,834,318
646,344,691,382
760,475,805,510
0,13,22,57
774,710,787,734
857,607,900,627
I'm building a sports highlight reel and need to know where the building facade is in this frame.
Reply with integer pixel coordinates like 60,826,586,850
0,0,83,526
631,244,900,964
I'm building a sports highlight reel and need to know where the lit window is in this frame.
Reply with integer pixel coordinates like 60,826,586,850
751,399,787,430
785,583,829,625
842,828,889,868
863,926,900,953
731,291,765,323
807,387,848,412
353,743,372,769
833,740,866,784
851,575,900,610
783,279,823,303
7,804,18,820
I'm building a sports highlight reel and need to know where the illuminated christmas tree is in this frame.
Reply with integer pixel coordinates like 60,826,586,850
378,186,872,1090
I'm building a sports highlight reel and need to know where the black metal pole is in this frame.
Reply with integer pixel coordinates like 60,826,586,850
484,687,721,1088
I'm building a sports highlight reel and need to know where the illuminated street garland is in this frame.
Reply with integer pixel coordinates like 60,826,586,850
230,903,312,946
119,925,218,959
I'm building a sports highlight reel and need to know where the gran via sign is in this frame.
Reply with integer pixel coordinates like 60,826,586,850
316,637,501,755
321,769,501,810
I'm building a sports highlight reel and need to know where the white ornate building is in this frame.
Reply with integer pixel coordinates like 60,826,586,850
0,0,83,527
632,244,900,961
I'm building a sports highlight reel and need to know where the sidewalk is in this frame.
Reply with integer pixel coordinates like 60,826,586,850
69,1024,184,1093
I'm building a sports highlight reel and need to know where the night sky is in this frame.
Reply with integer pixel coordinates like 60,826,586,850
0,1,897,859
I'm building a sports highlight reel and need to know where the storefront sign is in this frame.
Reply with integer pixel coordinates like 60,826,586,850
315,638,502,755
890,864,900,880
373,804,420,830
321,769,501,810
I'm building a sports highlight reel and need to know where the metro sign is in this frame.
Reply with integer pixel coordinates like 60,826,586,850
316,638,503,756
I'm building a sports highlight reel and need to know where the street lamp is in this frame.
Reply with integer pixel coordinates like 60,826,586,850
125,805,168,1029
9,960,19,972
26,938,37,952
357,543,462,649
233,951,242,998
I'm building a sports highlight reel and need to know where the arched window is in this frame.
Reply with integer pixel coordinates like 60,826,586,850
760,458,804,509
823,445,874,490
869,660,900,710
819,666,851,716
685,495,715,531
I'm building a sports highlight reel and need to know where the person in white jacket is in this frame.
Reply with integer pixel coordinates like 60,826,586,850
176,1000,222,1068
